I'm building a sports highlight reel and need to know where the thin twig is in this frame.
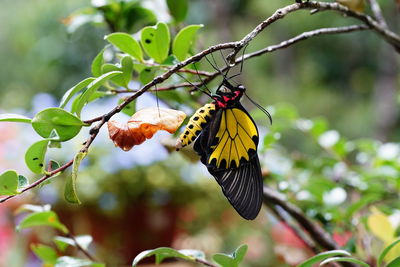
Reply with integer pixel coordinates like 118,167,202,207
263,187,357,267
0,159,74,203
227,1,400,61
263,187,339,251
108,25,368,98
67,232,98,262
366,0,388,28
265,202,319,253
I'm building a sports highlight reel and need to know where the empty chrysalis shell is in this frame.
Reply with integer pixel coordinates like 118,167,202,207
107,107,186,151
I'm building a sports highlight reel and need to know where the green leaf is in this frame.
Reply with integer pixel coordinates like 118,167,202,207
54,235,93,252
54,236,75,252
132,247,204,266
139,67,156,84
32,108,84,141
172,24,203,61
31,244,58,264
91,47,106,77
167,0,188,22
73,71,122,116
25,140,49,174
18,175,29,190
105,32,143,62
212,253,235,267
55,256,104,267
64,152,87,204
297,250,351,267
60,78,95,109
118,98,136,116
233,244,248,263
141,22,170,63
319,257,370,267
121,56,133,87
310,117,329,138
387,256,400,267
212,244,248,267
17,211,68,234
0,113,31,123
378,239,400,267
0,170,19,196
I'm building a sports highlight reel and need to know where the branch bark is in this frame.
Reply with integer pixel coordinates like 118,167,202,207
263,187,357,267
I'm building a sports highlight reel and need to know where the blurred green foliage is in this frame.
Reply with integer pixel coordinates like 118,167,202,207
1,0,400,267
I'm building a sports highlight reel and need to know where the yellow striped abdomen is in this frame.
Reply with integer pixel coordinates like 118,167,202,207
176,103,216,150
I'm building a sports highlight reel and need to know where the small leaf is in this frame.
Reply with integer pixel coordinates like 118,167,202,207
297,250,351,267
17,211,68,234
55,256,104,267
31,244,58,264
172,24,203,61
132,247,203,266
0,113,31,123
118,98,136,117
105,32,143,62
73,71,122,116
91,47,106,77
377,239,400,267
54,236,75,252
121,56,133,87
25,140,49,174
60,78,95,109
167,0,188,22
233,244,248,264
32,108,84,141
367,207,395,243
212,253,235,267
139,67,156,84
319,257,370,267
212,244,248,267
18,175,29,191
141,22,170,63
387,256,400,267
0,170,19,196
64,152,87,204
54,235,93,252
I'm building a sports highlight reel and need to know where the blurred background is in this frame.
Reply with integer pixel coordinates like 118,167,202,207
0,0,399,266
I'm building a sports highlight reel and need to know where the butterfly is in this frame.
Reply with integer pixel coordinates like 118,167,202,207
176,76,271,220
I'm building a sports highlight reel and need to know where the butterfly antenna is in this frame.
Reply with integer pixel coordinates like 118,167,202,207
174,72,212,98
193,62,212,94
218,50,231,78
245,92,272,125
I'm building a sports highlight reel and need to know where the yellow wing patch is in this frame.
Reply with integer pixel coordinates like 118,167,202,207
209,108,258,168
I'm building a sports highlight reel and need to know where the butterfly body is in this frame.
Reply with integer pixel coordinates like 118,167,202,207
177,80,263,220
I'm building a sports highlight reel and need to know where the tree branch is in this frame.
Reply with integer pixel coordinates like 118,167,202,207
263,187,357,267
227,1,400,61
366,0,388,28
265,202,319,253
263,187,339,251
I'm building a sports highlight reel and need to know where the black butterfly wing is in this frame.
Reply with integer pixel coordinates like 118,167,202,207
194,106,263,220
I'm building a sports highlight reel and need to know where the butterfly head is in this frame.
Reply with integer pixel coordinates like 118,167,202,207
212,80,245,108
